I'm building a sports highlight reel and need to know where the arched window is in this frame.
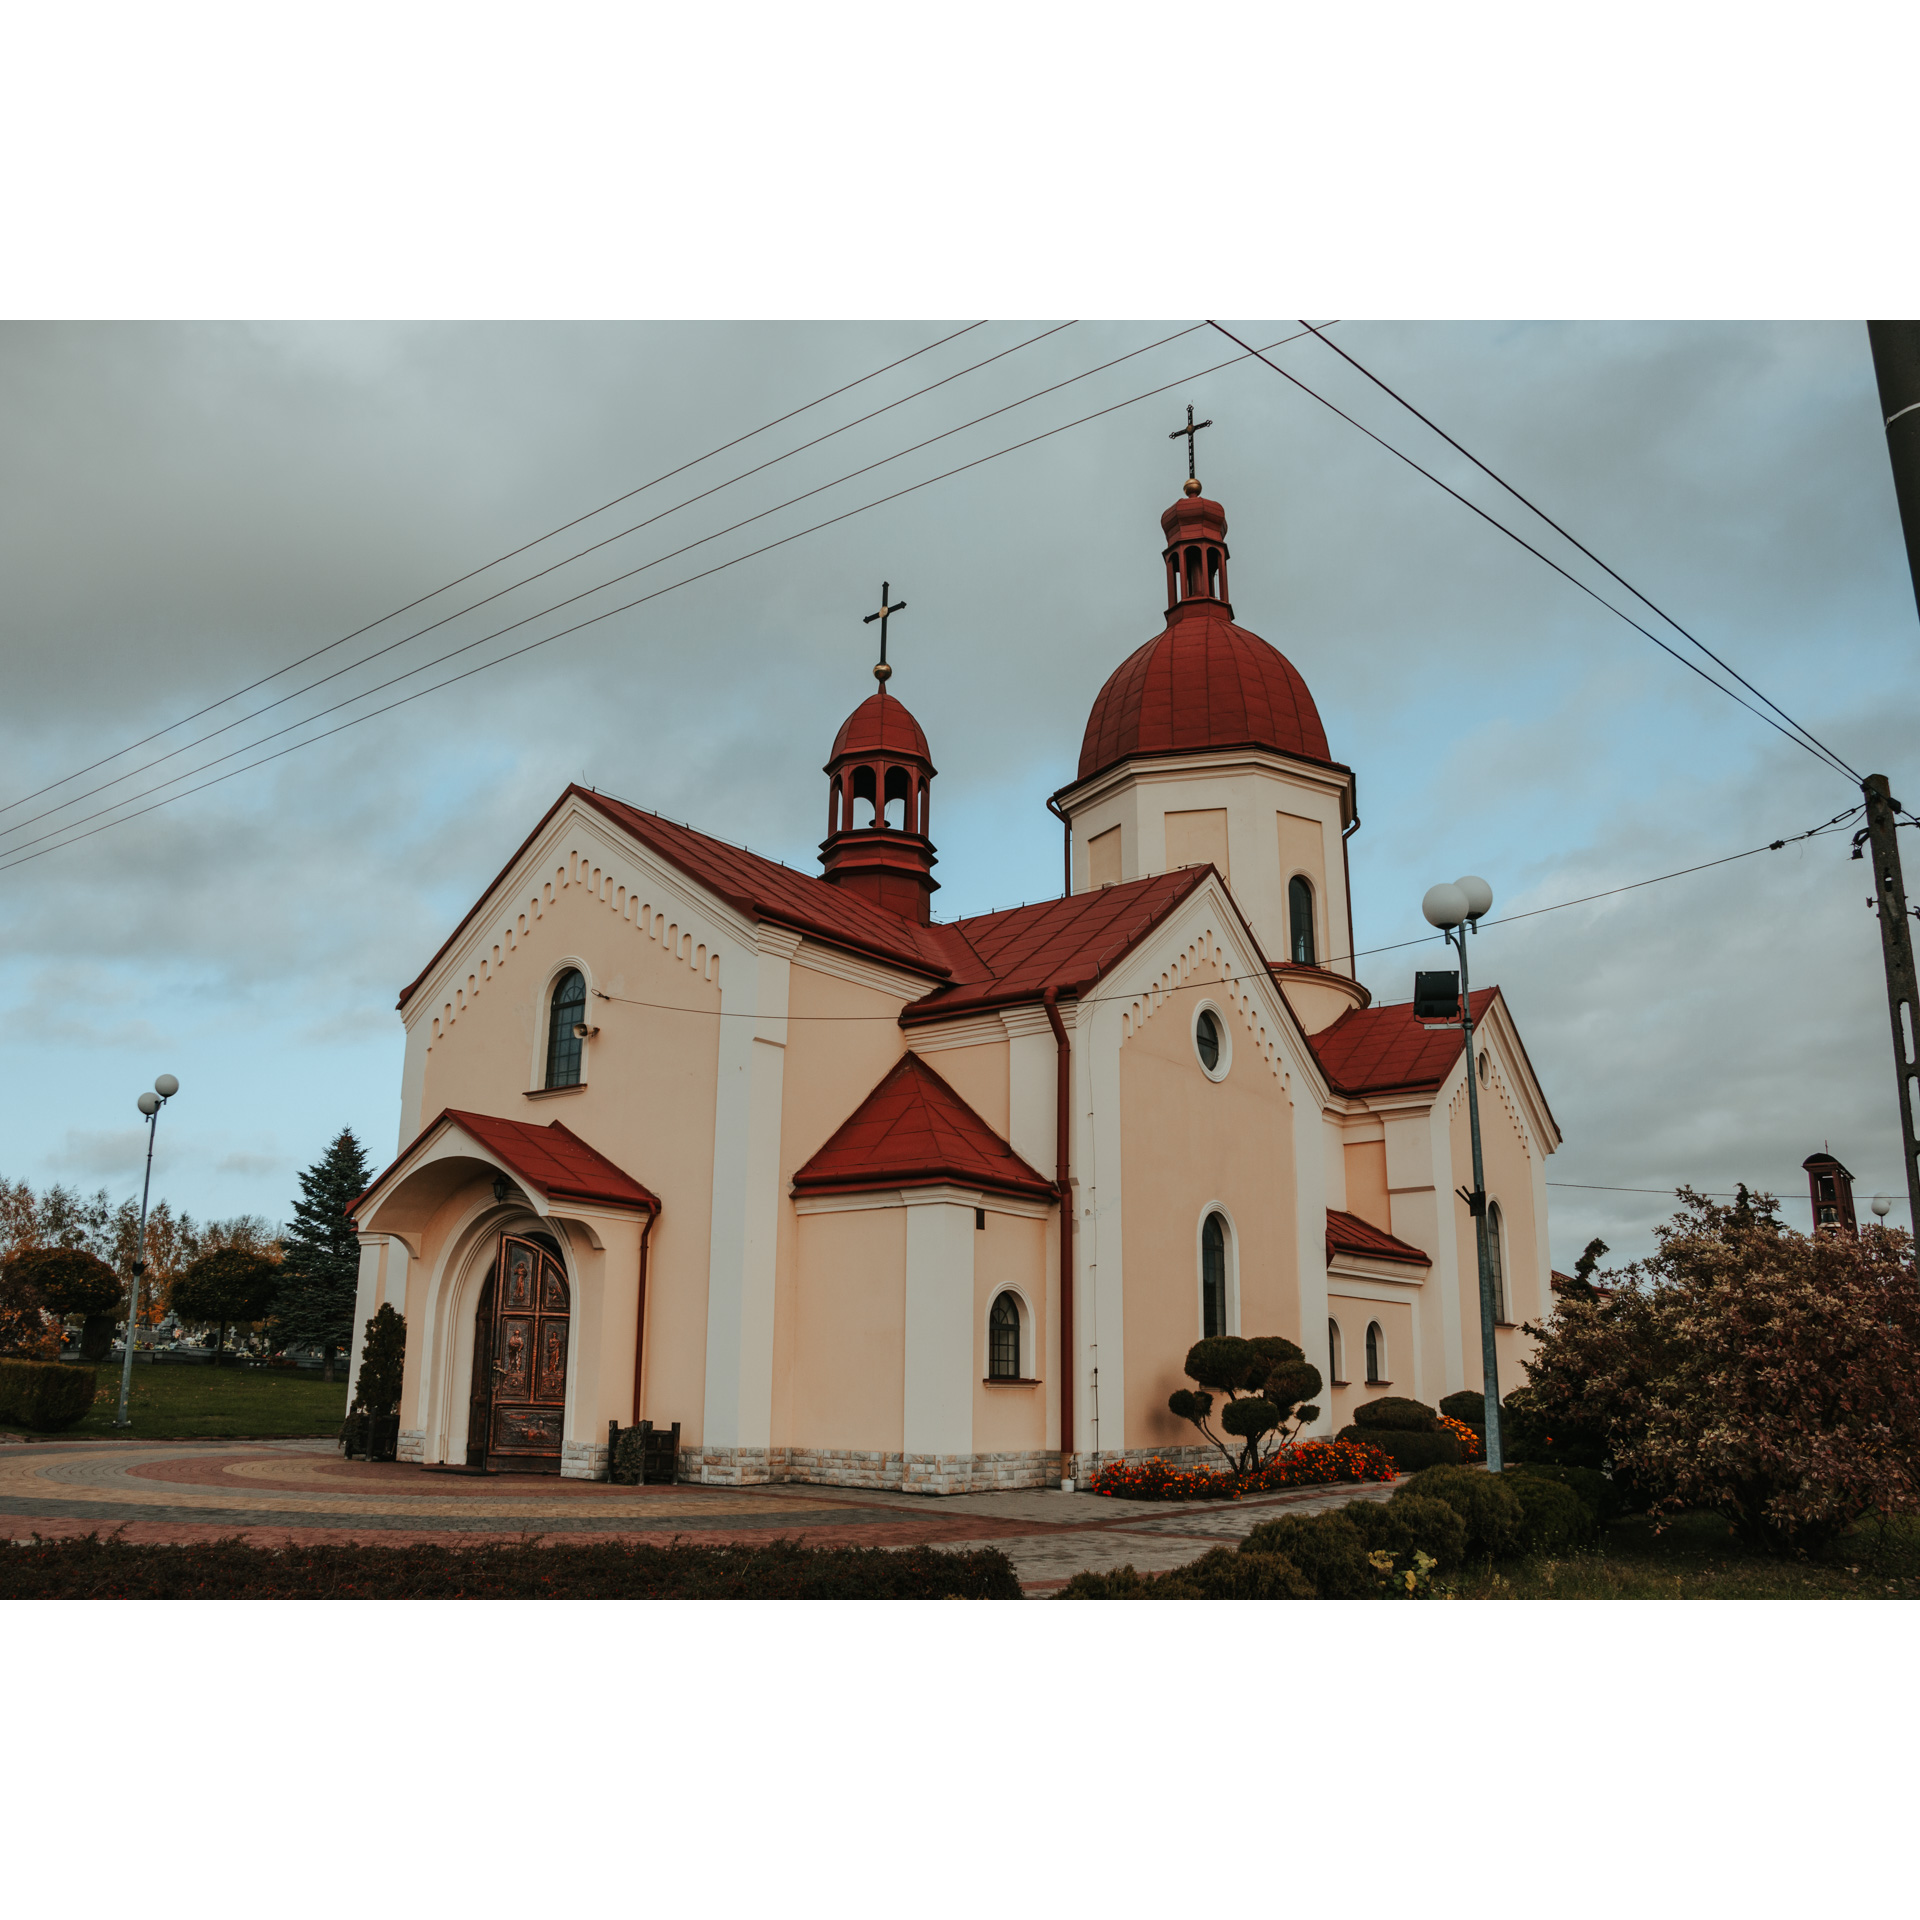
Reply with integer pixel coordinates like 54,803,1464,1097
1365,1320,1384,1384
1328,1317,1346,1384
545,970,586,1088
988,1292,1021,1380
1289,876,1316,965
1201,1212,1228,1338
1486,1201,1508,1322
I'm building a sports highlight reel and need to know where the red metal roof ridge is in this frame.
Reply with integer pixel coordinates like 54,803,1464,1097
1309,986,1501,1098
1049,740,1356,810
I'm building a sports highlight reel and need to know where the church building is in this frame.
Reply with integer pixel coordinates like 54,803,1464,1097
346,468,1562,1489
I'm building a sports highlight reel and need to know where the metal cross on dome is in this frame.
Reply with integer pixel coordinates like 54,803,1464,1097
1169,403,1212,481
863,580,906,688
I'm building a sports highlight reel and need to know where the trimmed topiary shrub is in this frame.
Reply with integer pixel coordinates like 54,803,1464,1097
1168,1334,1324,1475
1057,1547,1314,1600
1503,1471,1597,1552
1346,1492,1470,1571
1350,1395,1441,1432
1511,1461,1626,1524
1439,1389,1489,1424
1335,1425,1461,1472
0,1359,96,1431
1238,1511,1374,1597
1400,1463,1525,1557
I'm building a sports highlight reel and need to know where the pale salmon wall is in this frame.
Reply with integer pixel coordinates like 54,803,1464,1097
1447,1048,1546,1396
790,1204,905,1452
918,1040,1011,1139
972,1210,1051,1453
1327,1293,1416,1416
1344,1140,1390,1232
410,866,724,1445
1118,959,1299,1451
1165,807,1230,881
768,959,913,1449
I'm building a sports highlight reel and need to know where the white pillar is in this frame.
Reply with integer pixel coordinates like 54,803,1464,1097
902,1192,976,1489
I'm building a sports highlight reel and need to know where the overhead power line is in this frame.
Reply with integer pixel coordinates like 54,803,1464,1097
1291,318,1864,784
1208,320,1863,786
0,323,1340,875
0,318,1101,846
0,320,997,822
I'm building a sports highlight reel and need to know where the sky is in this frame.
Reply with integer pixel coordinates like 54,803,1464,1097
1,317,1914,1266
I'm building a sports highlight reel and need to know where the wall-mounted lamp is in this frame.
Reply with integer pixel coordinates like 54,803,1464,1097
493,1175,510,1205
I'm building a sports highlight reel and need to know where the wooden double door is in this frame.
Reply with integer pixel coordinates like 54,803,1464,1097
466,1234,571,1473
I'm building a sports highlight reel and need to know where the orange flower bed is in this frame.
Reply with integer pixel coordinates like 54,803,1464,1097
1088,1438,1396,1502
1437,1413,1484,1461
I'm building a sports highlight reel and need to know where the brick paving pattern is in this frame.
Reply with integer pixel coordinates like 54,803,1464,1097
0,1438,1399,1592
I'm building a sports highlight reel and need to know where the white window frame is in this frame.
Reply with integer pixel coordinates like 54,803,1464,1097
1328,1316,1346,1385
533,955,594,1091
983,1283,1036,1382
1190,997,1233,1082
1196,1203,1240,1338
1365,1318,1387,1385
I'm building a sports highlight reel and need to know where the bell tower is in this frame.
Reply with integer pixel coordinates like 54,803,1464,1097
1804,1149,1859,1235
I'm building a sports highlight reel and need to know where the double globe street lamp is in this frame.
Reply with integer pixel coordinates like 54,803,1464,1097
1417,876,1505,1472
114,1072,180,1430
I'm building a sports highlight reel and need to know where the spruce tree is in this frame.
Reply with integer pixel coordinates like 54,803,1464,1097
277,1129,371,1382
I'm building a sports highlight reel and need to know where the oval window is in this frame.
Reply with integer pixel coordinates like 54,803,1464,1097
1195,1009,1222,1073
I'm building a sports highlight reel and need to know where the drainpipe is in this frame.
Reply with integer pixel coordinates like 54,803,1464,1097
1045,794,1072,898
1043,986,1075,1487
630,1209,657,1427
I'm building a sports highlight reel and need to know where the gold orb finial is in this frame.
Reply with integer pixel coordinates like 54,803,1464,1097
1183,477,1203,496
873,659,892,683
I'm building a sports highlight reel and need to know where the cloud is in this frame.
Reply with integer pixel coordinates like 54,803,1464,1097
213,1150,287,1179
0,320,1912,1256
50,1128,151,1178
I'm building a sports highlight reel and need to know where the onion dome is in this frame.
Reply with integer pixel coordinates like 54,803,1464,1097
1075,486,1330,784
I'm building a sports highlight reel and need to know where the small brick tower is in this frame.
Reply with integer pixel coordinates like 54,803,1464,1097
1804,1149,1859,1236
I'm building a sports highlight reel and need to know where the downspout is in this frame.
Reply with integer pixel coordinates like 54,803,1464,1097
1341,797,1361,977
1043,986,1075,1488
630,1208,657,1427
1046,793,1072,898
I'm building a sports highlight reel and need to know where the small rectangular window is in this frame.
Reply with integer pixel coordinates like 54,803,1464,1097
975,1208,986,1230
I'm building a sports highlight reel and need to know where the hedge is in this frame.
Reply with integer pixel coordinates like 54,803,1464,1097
1334,1425,1461,1472
1343,1493,1469,1571
1511,1460,1627,1523
1504,1471,1598,1552
1239,1511,1375,1597
1057,1548,1315,1600
0,1536,1025,1600
1348,1395,1441,1432
0,1359,95,1431
1438,1389,1488,1425
1398,1464,1526,1557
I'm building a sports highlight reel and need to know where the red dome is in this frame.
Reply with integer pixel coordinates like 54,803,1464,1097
829,691,932,767
1076,607,1330,782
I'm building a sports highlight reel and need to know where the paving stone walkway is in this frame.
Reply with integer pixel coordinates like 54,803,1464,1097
0,1438,1399,1593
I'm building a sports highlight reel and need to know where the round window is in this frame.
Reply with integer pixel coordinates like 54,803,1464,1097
1195,1009,1222,1072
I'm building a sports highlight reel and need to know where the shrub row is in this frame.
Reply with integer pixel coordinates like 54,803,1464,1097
0,1359,95,1431
1333,1425,1461,1472
0,1534,1025,1600
1058,1462,1607,1599
1087,1438,1395,1502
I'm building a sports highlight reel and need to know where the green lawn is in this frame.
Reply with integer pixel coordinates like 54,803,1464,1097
1450,1509,1920,1599
10,1364,350,1441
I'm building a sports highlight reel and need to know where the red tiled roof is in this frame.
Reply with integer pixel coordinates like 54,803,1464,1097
1326,1207,1431,1266
830,691,933,765
791,1052,1056,1201
397,785,955,1007
900,868,1212,1024
1310,988,1498,1096
351,1108,660,1218
1073,607,1334,786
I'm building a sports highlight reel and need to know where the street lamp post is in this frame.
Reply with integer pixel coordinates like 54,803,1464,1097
1421,877,1504,1472
114,1074,179,1430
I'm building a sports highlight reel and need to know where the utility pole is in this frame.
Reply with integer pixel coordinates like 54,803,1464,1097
1862,780,1920,1231
1867,323,1920,628
1865,324,1920,1231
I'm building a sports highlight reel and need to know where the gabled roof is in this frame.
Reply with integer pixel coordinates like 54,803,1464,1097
351,1108,660,1219
899,868,1211,1024
1310,988,1499,1097
1326,1207,1431,1267
791,1052,1056,1202
397,784,956,1009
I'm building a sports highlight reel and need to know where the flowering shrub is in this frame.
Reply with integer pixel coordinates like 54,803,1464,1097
1521,1189,1920,1553
1437,1413,1483,1461
1089,1437,1394,1501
